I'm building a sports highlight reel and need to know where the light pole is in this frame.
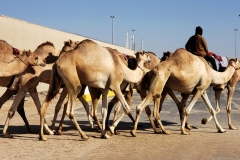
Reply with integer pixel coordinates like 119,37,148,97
132,29,135,51
234,29,238,58
110,16,115,44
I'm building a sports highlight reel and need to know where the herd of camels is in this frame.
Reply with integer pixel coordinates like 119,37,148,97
0,38,240,141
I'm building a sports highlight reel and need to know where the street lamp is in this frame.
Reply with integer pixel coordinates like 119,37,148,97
132,29,135,51
234,29,238,58
110,16,115,44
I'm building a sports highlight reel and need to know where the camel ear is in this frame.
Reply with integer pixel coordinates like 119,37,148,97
64,41,70,46
69,39,73,44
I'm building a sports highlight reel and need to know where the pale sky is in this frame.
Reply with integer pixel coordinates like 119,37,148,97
0,0,240,58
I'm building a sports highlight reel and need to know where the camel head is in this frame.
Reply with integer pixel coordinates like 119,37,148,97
228,58,240,70
135,51,160,72
161,51,173,61
19,50,46,67
62,39,80,52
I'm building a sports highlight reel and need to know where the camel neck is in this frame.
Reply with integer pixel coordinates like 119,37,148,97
0,58,29,77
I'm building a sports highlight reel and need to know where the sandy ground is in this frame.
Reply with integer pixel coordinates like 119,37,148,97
1,85,240,160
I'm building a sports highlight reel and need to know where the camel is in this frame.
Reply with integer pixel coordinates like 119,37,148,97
39,39,160,141
0,40,65,138
130,48,240,137
105,51,183,135
0,49,46,77
50,46,140,136
201,63,240,130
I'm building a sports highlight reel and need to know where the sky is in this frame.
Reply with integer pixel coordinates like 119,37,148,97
0,0,240,58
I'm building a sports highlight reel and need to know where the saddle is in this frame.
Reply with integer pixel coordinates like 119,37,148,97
12,47,20,56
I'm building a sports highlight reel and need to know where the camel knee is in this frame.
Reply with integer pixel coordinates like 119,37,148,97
226,107,231,114
8,111,15,118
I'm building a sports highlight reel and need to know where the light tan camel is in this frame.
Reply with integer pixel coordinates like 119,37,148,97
202,64,240,130
130,48,240,137
51,47,137,135
0,41,61,138
106,51,183,135
39,39,160,141
50,40,95,132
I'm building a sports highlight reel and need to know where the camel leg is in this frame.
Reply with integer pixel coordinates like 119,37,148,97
55,102,68,135
108,87,133,135
131,75,165,137
130,91,154,137
137,89,162,134
154,88,169,128
64,92,88,140
106,96,119,129
180,90,204,135
39,64,62,141
101,89,110,139
0,89,33,133
113,101,122,122
55,86,93,135
201,87,222,125
16,97,32,133
29,88,54,135
226,85,237,130
153,95,171,135
51,87,68,131
107,90,134,135
78,96,94,129
89,87,102,130
178,94,191,130
2,89,28,138
200,90,225,133
0,89,15,109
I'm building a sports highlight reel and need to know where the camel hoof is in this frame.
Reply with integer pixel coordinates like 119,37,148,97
218,129,226,133
2,133,14,138
185,123,192,130
81,135,89,140
154,128,162,134
130,130,136,137
45,129,54,135
162,130,171,135
101,134,110,139
109,126,115,135
201,118,208,125
54,130,63,135
181,130,190,135
229,125,238,130
39,136,48,141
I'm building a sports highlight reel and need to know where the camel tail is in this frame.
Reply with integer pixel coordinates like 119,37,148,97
45,64,63,101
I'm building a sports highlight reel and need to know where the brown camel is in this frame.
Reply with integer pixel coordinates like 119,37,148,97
0,41,62,138
0,41,46,77
130,48,240,137
201,62,240,130
39,39,160,141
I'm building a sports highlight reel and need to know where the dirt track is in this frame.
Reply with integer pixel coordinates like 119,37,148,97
1,86,240,160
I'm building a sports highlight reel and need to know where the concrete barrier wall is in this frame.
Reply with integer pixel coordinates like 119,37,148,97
0,15,134,96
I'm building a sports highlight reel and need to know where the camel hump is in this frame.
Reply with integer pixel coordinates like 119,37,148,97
0,40,20,61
